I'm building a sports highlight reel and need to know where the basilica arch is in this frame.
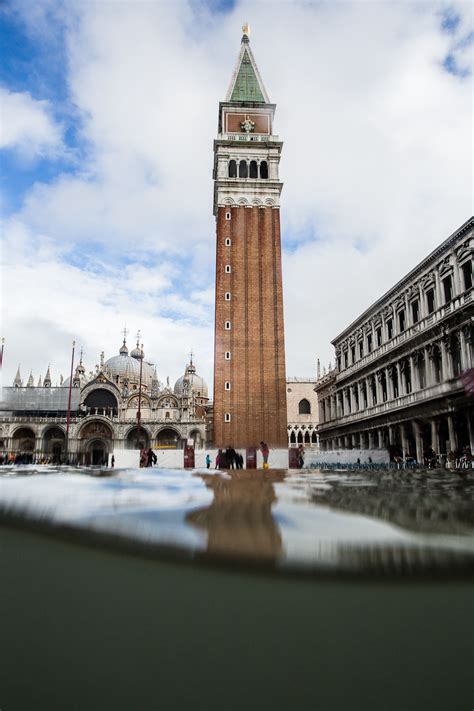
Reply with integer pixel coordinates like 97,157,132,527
154,426,181,449
42,425,66,463
78,419,113,465
125,425,151,450
11,426,36,462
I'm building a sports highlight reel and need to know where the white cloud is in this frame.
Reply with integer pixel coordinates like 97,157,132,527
1,0,472,391
0,87,64,159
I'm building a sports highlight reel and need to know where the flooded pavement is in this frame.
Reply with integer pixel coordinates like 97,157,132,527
0,466,472,711
0,465,472,577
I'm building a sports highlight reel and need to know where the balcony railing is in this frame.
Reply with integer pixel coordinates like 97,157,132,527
319,379,463,431
218,133,280,143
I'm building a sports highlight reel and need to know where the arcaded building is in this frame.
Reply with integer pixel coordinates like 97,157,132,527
315,217,473,461
0,336,209,464
286,378,319,449
213,25,287,449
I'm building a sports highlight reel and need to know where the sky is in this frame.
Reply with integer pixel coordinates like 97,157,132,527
1,0,472,393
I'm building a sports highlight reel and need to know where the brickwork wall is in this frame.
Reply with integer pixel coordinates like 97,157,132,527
213,205,287,448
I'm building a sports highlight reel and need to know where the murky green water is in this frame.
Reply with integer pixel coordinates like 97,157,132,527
0,466,472,710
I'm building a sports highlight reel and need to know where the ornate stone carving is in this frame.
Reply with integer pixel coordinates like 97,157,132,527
438,256,452,275
421,272,435,289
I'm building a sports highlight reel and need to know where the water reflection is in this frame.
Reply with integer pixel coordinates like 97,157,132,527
306,470,474,536
187,470,285,563
0,466,473,576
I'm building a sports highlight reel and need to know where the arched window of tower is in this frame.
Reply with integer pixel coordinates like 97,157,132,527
249,160,258,179
239,160,248,178
225,238,231,246
298,398,311,414
260,161,268,179
225,265,231,273
225,292,231,301
228,160,237,178
225,212,231,220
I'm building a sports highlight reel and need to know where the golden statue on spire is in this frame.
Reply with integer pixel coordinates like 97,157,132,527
242,22,250,38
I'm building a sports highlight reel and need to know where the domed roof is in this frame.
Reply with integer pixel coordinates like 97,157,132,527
105,353,154,384
174,361,208,398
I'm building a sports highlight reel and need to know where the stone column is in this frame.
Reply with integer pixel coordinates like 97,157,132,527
447,414,457,452
467,412,474,455
368,431,374,449
375,373,382,405
424,346,432,386
412,421,423,463
431,419,440,453
401,423,409,460
386,367,393,401
351,433,358,449
440,339,450,381
377,429,384,448
410,355,417,392
350,386,356,413
459,328,469,371
344,435,350,449
388,426,395,446
396,362,403,396
452,257,461,296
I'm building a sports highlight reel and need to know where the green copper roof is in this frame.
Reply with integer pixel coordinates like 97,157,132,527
230,48,265,102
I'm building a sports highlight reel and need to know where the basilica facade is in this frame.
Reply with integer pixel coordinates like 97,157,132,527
0,337,209,465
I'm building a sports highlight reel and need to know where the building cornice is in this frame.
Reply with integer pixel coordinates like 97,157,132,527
331,216,473,346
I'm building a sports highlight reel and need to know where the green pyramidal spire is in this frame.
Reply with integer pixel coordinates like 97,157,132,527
230,48,265,102
226,27,269,104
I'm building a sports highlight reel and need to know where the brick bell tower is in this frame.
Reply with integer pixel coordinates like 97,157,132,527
213,24,287,450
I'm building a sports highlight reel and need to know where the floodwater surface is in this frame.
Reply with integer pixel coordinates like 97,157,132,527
0,465,472,577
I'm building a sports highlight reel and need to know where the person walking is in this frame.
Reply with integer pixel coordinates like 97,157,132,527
260,441,269,469
206,453,211,470
111,454,115,468
227,446,236,469
146,448,157,467
297,444,305,469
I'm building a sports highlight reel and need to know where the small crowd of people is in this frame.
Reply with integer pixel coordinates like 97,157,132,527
139,448,157,468
391,446,473,470
211,447,244,469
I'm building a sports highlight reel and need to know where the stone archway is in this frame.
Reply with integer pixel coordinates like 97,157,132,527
189,429,204,449
42,426,66,464
79,420,113,465
155,427,181,449
126,427,150,451
11,427,36,463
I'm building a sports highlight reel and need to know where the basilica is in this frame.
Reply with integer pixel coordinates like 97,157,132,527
0,336,209,465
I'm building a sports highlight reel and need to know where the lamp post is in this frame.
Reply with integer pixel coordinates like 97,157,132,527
65,340,76,464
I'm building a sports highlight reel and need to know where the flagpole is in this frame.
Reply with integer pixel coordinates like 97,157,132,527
136,342,143,450
65,340,76,464
0,338,4,369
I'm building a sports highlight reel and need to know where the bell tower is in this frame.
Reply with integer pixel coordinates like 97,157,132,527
213,25,287,449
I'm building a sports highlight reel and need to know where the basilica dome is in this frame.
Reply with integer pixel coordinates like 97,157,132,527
174,362,208,399
105,352,155,385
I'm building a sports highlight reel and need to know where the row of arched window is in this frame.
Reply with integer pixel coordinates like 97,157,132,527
228,160,268,179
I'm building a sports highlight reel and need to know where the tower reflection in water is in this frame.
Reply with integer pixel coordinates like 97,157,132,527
187,470,286,565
